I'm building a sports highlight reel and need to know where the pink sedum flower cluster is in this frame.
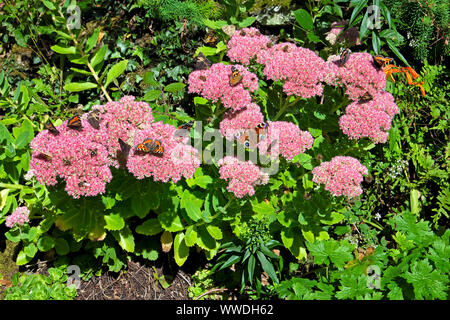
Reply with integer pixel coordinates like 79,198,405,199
256,42,326,98
30,119,112,199
326,52,386,101
227,27,272,65
91,96,154,167
188,63,258,111
126,122,200,183
5,206,30,228
219,103,265,140
312,156,368,198
339,91,399,144
218,156,269,198
258,121,314,160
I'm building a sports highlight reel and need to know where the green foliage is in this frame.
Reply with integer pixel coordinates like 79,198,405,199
4,267,77,300
276,211,450,300
384,0,449,64
134,0,222,25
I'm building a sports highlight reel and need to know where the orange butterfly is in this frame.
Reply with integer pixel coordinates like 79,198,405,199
235,122,268,149
229,66,243,87
339,47,352,65
177,120,194,131
44,120,59,135
67,115,82,129
136,138,164,155
373,55,394,68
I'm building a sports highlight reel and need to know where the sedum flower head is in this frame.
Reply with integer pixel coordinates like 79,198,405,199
126,121,201,183
218,156,269,198
188,63,258,111
227,27,272,65
312,156,368,198
5,206,30,228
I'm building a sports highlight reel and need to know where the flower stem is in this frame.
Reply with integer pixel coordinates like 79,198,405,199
273,96,301,121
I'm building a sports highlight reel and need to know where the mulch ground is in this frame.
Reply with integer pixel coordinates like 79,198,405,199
75,260,192,300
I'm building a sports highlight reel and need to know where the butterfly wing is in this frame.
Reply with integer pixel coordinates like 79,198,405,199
358,92,373,103
194,52,212,70
44,120,59,135
150,140,164,155
177,120,194,131
136,138,153,153
229,66,243,87
87,110,101,129
339,48,351,65
67,115,82,129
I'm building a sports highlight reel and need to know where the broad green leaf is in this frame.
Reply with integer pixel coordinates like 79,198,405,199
85,28,100,53
16,249,32,265
206,225,223,240
0,123,14,144
64,82,98,92
51,45,77,55
136,218,163,236
42,0,56,10
24,243,37,258
104,213,125,231
54,238,70,255
90,45,108,68
293,9,314,31
181,190,203,222
37,234,55,251
112,226,135,253
163,82,186,93
238,17,256,28
144,89,161,101
185,225,198,247
174,232,189,266
158,210,184,232
104,60,128,88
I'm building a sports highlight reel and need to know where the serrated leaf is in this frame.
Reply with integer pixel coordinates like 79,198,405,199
185,225,198,247
136,218,163,236
104,213,125,231
206,225,223,240
112,226,135,253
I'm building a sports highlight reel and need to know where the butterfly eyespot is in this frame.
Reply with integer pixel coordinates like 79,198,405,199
244,141,250,148
90,149,97,157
